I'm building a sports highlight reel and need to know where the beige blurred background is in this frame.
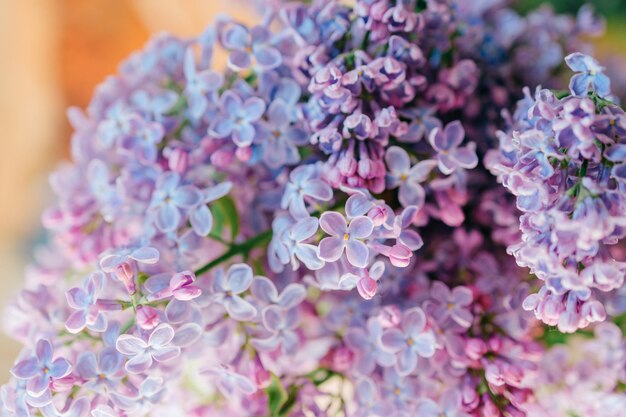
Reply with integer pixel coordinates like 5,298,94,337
0,0,625,384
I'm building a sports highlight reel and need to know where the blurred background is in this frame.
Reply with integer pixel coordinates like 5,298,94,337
0,0,624,382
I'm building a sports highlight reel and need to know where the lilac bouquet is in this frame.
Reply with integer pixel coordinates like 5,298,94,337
2,1,625,417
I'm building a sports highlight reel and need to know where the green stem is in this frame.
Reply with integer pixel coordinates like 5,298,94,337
195,229,273,276
121,317,136,334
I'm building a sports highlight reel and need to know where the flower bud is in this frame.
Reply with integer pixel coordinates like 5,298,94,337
136,305,160,330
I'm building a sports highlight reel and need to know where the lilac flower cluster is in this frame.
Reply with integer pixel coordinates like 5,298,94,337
488,53,626,333
2,1,624,417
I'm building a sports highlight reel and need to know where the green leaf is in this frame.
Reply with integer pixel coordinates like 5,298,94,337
613,311,626,334
265,373,288,417
211,196,239,241
541,327,593,347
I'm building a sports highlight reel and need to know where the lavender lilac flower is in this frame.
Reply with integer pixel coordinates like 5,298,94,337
1,1,624,417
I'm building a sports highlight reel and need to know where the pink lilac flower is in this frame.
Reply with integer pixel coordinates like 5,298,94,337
144,270,202,302
318,211,374,268
339,260,385,300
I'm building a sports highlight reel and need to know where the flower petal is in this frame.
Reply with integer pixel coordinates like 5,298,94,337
148,324,175,348
346,240,369,268
130,247,160,264
277,284,307,309
11,358,39,379
224,296,257,321
403,307,427,334
302,179,332,201
381,328,406,352
125,352,153,374
152,346,181,362
348,216,374,239
190,205,213,236
385,146,411,175
251,276,279,304
396,348,418,376
319,211,347,236
399,181,425,208
318,237,345,262
227,264,253,294
294,243,325,270
156,203,181,232
116,335,147,356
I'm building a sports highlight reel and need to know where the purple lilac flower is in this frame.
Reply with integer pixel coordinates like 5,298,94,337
183,48,224,119
209,264,257,321
427,282,474,328
252,305,299,354
385,146,437,208
75,348,122,393
206,365,257,398
260,98,308,169
269,215,324,272
65,271,108,334
210,91,266,147
189,182,233,236
99,246,160,273
428,121,478,175
110,377,165,414
339,260,385,300
144,270,202,302
281,165,333,218
565,52,611,98
250,276,307,310
220,23,281,71
149,172,203,232
10,339,71,399
115,323,181,373
416,389,472,417
345,317,395,375
381,307,437,376
318,211,374,268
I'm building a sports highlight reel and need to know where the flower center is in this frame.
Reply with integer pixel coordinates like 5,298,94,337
407,338,414,346
400,173,408,181
447,303,454,310
343,233,350,241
